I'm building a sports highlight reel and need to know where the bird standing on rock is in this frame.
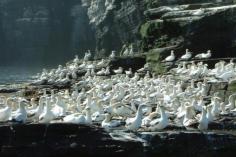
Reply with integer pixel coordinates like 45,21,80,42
109,51,116,60
164,50,175,62
195,50,211,59
180,49,192,60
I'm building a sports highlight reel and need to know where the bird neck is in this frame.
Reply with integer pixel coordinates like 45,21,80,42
86,110,92,122
19,103,26,112
200,110,207,121
135,106,143,119
160,107,167,120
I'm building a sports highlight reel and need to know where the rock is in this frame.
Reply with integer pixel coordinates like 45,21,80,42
141,2,236,59
109,56,146,74
142,131,236,157
83,0,145,57
0,123,236,157
0,124,144,157
0,88,19,93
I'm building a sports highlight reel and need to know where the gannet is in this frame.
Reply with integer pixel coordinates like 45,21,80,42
180,49,192,60
12,98,28,123
109,50,116,60
101,113,121,129
226,93,236,111
113,67,123,74
129,44,134,56
198,107,208,130
123,47,129,56
104,66,110,75
183,105,196,127
206,105,214,122
97,68,106,75
39,97,55,123
164,50,175,62
63,107,92,124
125,68,132,76
97,59,105,67
125,104,145,131
149,105,168,131
73,55,79,64
194,50,212,59
0,97,14,122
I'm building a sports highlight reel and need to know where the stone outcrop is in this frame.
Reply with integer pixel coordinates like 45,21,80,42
0,124,236,157
83,0,145,57
141,1,236,60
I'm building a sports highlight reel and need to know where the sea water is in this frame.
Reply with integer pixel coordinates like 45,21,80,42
0,66,41,85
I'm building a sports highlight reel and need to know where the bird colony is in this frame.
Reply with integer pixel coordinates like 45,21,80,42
1,49,236,132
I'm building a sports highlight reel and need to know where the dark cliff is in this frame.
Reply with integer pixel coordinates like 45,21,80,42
0,0,146,66
1,0,236,66
0,0,95,66
82,0,145,57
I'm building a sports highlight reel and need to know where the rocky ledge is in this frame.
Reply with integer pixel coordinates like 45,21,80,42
141,2,236,59
0,123,236,157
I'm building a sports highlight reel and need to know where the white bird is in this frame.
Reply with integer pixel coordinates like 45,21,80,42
123,48,129,56
97,59,106,67
113,67,123,74
109,51,116,60
39,97,55,123
0,97,14,122
226,93,236,111
183,105,196,127
12,98,28,123
97,68,106,76
164,50,175,62
73,55,79,64
198,107,208,130
125,104,145,131
180,49,192,60
195,50,212,59
63,107,92,124
129,44,134,56
206,105,214,122
149,105,168,131
101,113,121,129
125,68,132,76
104,66,110,75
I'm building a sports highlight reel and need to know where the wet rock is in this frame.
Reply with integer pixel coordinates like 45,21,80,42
0,88,19,93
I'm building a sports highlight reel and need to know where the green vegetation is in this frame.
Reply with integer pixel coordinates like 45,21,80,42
146,49,166,74
140,22,151,38
228,82,236,92
140,20,163,38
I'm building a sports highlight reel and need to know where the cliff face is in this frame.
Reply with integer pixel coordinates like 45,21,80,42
139,0,236,73
0,0,145,66
0,0,95,66
0,0,236,66
83,0,145,57
141,0,236,58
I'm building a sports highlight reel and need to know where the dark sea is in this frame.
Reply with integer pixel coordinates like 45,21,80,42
0,66,42,85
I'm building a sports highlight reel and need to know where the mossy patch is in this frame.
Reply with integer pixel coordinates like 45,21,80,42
146,49,166,74
228,82,236,92
140,20,163,38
